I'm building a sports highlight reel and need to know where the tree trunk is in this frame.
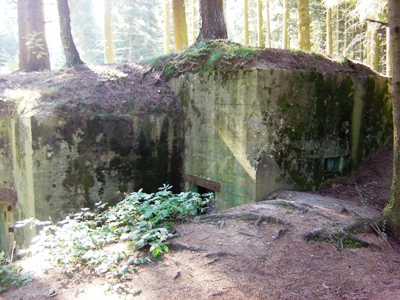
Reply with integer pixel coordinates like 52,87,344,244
165,0,171,53
18,0,30,69
350,19,355,60
57,0,84,67
282,0,289,49
298,0,310,52
383,0,400,240
257,0,264,47
370,23,379,72
387,26,392,76
197,0,227,41
326,6,332,56
265,0,271,48
104,0,115,63
192,0,197,43
342,2,347,56
244,0,249,45
20,0,50,71
172,0,188,51
335,4,340,56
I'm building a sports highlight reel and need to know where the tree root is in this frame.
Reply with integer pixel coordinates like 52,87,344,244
166,242,206,252
268,199,339,220
204,251,239,257
266,199,312,213
205,257,220,266
340,218,374,233
199,213,289,226
273,227,289,240
304,227,371,250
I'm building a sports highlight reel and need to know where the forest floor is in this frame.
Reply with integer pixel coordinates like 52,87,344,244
1,43,399,299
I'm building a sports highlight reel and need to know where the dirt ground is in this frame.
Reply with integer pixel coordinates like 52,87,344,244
2,144,400,300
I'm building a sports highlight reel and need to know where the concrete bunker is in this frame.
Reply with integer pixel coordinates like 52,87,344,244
0,59,392,252
171,68,391,210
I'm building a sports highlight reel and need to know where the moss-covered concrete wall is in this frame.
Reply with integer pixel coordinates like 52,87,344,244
0,64,391,250
0,114,183,249
171,68,391,210
29,115,183,221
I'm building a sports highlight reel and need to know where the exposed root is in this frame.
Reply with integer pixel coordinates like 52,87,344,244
340,218,373,233
268,199,339,220
167,242,206,252
267,199,312,213
205,258,220,266
273,227,289,240
304,227,371,250
200,213,289,226
204,251,239,258
304,228,327,242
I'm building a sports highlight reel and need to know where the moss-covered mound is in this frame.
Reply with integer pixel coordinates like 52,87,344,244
144,40,378,81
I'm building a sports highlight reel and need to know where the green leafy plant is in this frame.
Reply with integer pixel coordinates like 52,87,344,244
24,31,48,60
0,252,31,292
16,185,213,277
143,40,260,79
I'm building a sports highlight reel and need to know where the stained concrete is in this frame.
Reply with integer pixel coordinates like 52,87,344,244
0,65,392,251
171,69,391,210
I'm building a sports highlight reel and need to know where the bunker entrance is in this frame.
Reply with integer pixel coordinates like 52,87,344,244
184,174,221,214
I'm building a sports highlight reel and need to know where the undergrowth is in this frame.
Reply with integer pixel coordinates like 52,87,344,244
142,40,260,79
0,251,31,293
16,185,213,279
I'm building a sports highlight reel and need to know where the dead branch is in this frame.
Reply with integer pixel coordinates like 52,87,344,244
365,19,389,27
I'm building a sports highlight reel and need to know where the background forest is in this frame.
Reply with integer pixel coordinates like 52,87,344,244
0,0,388,75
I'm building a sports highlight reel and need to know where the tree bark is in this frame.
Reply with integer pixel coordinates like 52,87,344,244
298,0,310,52
197,0,227,41
57,0,84,67
383,0,400,240
172,0,188,51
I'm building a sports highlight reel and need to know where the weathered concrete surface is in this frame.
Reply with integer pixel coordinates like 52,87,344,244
0,63,391,251
0,114,183,249
171,68,391,210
